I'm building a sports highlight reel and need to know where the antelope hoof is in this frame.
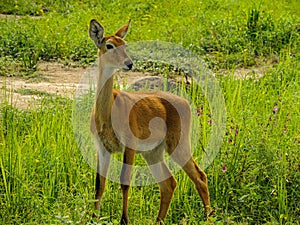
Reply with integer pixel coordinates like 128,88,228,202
205,207,216,220
155,218,165,224
120,216,129,225
92,211,100,218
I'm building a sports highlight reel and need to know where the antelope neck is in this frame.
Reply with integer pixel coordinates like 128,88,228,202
94,58,116,126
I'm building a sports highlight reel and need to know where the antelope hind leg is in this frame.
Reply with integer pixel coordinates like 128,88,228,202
182,158,214,218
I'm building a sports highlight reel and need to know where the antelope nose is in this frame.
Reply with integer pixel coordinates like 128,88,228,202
125,60,133,70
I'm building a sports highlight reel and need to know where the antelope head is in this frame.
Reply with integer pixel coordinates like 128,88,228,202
89,19,133,71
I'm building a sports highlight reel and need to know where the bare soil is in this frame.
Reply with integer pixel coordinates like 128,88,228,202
0,62,154,109
0,61,270,109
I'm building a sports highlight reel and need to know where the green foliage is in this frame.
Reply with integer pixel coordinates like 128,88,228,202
209,59,300,224
0,0,80,16
0,0,300,224
1,60,299,224
0,97,93,223
0,0,299,75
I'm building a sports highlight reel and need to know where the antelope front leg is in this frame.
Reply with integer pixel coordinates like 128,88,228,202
94,174,107,212
120,148,135,225
94,145,111,217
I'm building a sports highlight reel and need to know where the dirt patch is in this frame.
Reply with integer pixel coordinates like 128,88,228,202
232,66,272,79
0,62,83,109
0,61,271,109
0,13,42,20
0,62,155,109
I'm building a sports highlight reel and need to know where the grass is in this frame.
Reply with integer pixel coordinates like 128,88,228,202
0,0,300,224
14,88,54,97
0,0,299,75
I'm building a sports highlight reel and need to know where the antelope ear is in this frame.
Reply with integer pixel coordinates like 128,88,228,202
115,19,131,39
89,19,104,48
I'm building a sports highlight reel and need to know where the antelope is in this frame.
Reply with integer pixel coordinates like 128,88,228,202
89,19,212,224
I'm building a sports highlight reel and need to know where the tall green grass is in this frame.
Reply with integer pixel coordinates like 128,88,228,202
0,96,93,223
1,0,300,224
1,55,299,224
208,56,300,224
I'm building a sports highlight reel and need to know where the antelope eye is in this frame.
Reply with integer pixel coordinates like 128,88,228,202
106,44,114,50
